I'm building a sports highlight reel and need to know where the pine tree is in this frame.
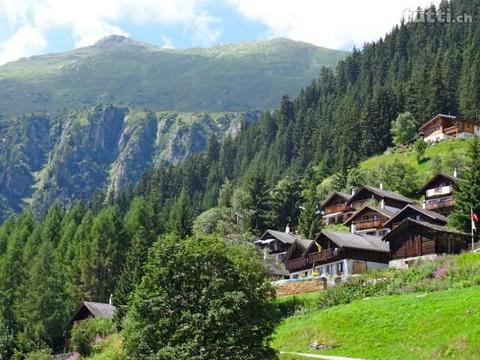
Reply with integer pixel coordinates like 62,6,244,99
298,184,322,239
168,189,193,239
450,137,480,233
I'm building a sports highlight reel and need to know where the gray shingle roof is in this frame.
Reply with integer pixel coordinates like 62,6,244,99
258,229,307,245
344,204,398,225
83,302,116,319
361,185,414,204
319,231,390,252
383,204,448,227
322,191,352,208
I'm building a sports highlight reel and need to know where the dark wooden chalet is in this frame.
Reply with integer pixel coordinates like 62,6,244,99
343,204,398,236
419,114,477,143
419,173,459,215
321,191,352,225
70,301,116,325
346,185,413,213
383,219,469,262
383,204,448,229
284,231,389,278
255,229,306,262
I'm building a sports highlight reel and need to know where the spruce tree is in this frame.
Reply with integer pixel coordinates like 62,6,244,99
450,137,480,233
167,190,193,239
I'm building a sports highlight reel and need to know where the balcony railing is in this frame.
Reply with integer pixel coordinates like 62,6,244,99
426,197,456,210
307,248,334,264
285,249,339,272
285,257,308,271
355,219,383,230
324,203,347,214
426,185,452,198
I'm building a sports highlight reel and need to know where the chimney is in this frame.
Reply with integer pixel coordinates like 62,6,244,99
351,221,357,234
379,183,384,190
109,294,113,306
454,168,458,178
285,224,291,234
422,199,426,209
380,198,385,210
351,187,356,195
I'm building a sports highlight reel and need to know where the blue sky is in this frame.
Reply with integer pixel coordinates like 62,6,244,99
0,0,441,65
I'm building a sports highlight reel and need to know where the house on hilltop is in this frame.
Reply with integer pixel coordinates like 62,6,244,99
418,114,479,143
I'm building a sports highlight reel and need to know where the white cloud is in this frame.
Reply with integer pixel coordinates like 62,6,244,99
161,36,175,49
228,0,443,50
0,0,220,64
0,25,47,65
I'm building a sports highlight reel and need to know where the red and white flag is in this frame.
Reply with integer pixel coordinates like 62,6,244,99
472,209,479,232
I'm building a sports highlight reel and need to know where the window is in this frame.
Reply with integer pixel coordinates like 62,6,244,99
337,262,344,274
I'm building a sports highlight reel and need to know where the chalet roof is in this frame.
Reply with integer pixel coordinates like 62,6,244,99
383,204,448,227
315,231,390,253
321,191,352,208
383,218,469,242
70,301,116,324
283,238,314,261
257,229,301,245
347,185,414,206
418,172,459,193
343,204,398,225
419,114,457,132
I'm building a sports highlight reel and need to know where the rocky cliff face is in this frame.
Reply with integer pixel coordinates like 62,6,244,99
0,106,260,219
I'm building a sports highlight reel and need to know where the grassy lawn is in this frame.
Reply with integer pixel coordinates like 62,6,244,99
83,334,123,360
359,139,468,179
273,286,480,360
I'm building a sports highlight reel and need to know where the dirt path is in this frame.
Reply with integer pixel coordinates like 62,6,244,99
280,351,364,360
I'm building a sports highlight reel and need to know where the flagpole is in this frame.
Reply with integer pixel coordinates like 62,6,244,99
472,208,475,251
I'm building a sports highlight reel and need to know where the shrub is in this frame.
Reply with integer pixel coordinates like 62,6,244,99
70,318,116,356
23,349,52,360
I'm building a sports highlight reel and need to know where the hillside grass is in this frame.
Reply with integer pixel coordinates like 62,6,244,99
82,334,123,360
320,138,469,191
359,139,468,180
273,286,480,360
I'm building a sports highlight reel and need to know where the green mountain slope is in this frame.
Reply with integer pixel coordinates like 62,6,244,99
0,106,260,220
0,36,347,114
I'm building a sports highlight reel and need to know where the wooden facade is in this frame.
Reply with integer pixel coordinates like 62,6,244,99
384,205,448,230
321,192,352,225
346,186,413,212
419,114,477,143
419,173,459,215
384,219,469,260
343,205,394,236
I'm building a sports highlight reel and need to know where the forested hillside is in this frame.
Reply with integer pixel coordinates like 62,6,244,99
2,0,480,357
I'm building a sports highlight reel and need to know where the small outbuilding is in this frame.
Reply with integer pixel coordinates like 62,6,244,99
69,301,116,326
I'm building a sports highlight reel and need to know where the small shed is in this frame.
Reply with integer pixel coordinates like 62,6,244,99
69,301,116,325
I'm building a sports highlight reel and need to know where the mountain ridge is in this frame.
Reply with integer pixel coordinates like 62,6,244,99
0,36,348,114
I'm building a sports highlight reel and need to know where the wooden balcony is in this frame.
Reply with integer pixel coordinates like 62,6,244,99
307,248,334,264
324,203,347,214
355,219,383,230
426,197,456,211
285,257,308,272
285,249,339,272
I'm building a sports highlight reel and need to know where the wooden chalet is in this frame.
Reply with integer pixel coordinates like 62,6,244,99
383,218,469,267
343,204,398,236
383,204,448,229
419,172,459,215
419,114,479,143
321,191,353,225
346,185,413,213
255,229,306,262
284,231,389,280
69,301,116,326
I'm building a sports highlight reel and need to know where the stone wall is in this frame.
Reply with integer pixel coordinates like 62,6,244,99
275,278,327,296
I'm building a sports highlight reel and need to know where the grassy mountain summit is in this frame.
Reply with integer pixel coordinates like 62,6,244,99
0,35,347,114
